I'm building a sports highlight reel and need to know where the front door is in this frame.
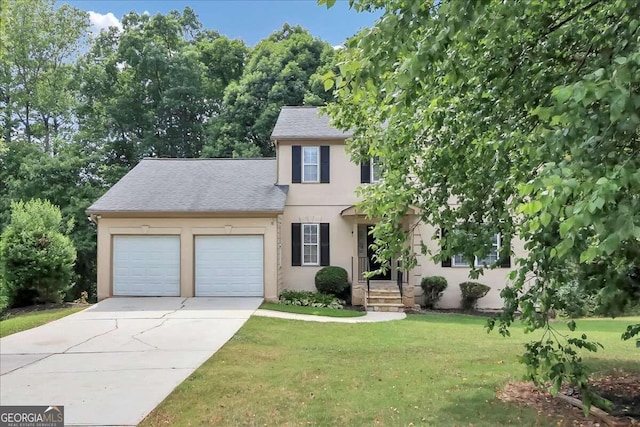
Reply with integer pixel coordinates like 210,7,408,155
366,225,391,280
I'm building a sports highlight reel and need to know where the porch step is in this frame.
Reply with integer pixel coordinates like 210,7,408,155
366,303,405,312
368,289,401,296
367,283,402,291
366,289,404,312
368,297,402,304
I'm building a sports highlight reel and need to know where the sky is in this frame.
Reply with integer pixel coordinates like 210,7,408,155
62,0,382,47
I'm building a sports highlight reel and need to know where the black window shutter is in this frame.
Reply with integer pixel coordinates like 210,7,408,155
360,161,371,183
499,234,511,268
292,145,301,183
320,223,330,266
320,146,330,183
440,227,452,267
291,223,301,266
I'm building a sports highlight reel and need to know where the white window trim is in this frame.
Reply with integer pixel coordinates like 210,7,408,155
370,157,381,182
302,146,319,183
302,223,320,266
451,234,501,267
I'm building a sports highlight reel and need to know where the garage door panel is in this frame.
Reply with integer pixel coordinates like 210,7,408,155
113,236,180,296
195,236,263,297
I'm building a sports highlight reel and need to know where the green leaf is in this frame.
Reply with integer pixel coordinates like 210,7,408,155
600,233,621,255
579,246,598,263
317,0,337,8
567,320,576,331
519,200,543,215
553,86,572,103
610,91,627,122
572,83,586,103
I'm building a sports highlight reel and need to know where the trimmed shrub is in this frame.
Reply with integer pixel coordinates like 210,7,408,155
421,276,448,309
459,281,491,311
0,199,77,307
279,290,343,309
315,266,349,297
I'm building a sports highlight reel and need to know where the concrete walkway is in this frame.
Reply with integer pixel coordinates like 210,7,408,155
0,297,262,426
254,308,406,322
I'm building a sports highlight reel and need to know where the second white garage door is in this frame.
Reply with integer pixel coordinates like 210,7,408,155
195,235,264,297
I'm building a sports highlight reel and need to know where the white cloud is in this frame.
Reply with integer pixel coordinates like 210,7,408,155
88,11,123,34
333,45,344,50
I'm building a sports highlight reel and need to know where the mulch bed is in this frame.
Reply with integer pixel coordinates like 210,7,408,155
2,302,90,318
497,372,640,426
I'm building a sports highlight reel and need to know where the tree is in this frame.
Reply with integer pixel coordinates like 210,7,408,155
0,140,102,300
202,24,335,158
0,199,77,306
76,9,248,176
323,0,640,407
0,0,12,59
0,0,99,301
0,0,88,151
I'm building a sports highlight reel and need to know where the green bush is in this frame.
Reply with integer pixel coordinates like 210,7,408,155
315,266,349,297
0,289,8,318
555,280,600,318
421,276,448,309
459,281,491,311
279,290,344,309
0,199,77,307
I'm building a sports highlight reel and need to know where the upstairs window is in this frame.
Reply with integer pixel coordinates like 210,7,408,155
302,147,319,182
292,145,330,184
370,156,382,182
361,156,381,183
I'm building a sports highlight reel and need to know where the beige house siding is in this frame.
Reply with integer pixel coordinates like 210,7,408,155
277,139,361,294
276,214,284,296
276,139,361,206
276,139,419,304
95,216,279,301
274,137,524,310
280,205,355,292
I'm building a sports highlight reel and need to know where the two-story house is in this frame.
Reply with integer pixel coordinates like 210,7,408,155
87,106,519,310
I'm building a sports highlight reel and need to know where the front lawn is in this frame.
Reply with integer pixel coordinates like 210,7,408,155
0,306,86,338
260,302,366,318
141,314,639,426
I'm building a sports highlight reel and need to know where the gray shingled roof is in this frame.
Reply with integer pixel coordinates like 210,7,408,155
271,106,352,139
87,158,288,213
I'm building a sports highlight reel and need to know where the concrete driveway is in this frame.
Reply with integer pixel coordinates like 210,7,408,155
0,297,262,426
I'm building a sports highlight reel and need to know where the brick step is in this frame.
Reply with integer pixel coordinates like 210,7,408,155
368,286,402,291
366,303,405,312
367,289,401,296
367,297,402,305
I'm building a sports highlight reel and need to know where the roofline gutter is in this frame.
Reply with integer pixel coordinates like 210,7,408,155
84,209,285,218
270,136,351,142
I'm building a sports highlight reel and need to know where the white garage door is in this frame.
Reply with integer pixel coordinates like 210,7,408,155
195,236,263,297
112,236,180,296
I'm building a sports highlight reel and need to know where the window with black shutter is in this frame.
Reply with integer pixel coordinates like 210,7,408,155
291,222,330,266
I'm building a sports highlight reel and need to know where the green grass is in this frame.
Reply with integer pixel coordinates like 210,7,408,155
260,302,366,318
0,307,86,338
141,314,639,427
